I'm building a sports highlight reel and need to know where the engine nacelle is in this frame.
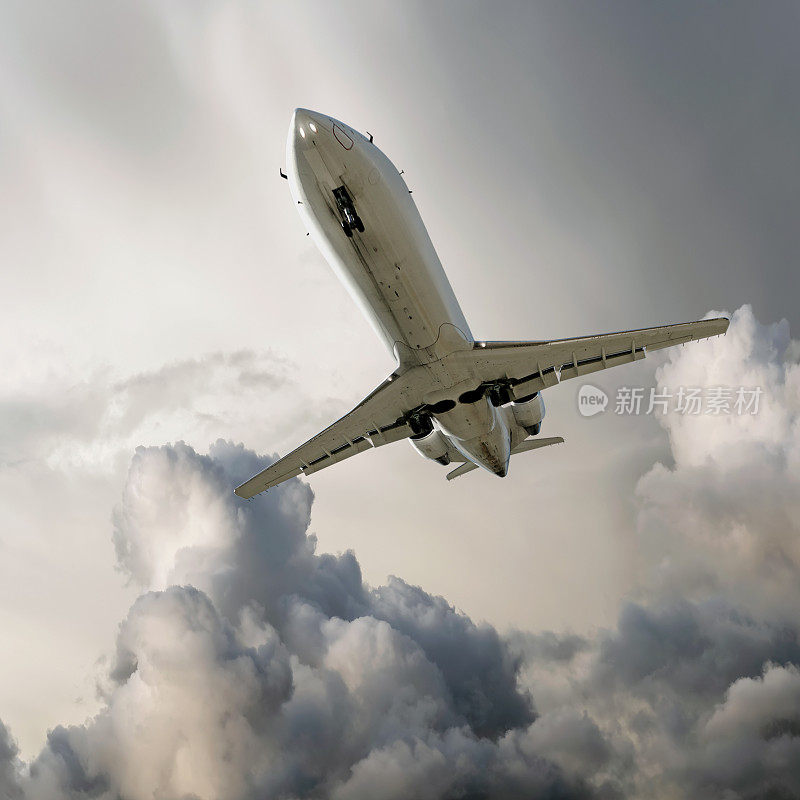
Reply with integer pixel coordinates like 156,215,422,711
410,428,457,465
512,392,545,435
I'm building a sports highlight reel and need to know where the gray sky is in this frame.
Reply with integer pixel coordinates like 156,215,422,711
1,1,799,793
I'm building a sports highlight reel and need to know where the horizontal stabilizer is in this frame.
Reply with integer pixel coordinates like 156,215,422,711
447,436,565,481
511,436,564,454
446,462,479,481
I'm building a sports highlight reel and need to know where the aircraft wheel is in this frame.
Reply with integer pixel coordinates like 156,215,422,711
341,220,353,238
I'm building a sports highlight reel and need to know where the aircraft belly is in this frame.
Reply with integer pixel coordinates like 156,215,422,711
290,132,472,369
435,400,511,476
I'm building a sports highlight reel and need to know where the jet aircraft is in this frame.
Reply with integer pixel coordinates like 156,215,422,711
234,109,728,498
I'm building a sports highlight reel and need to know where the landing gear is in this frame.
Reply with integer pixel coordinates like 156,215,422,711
333,186,364,236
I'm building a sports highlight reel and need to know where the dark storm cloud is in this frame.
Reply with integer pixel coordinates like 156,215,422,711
520,597,800,799
684,664,800,798
573,602,800,799
595,600,800,700
370,579,533,738
509,630,590,664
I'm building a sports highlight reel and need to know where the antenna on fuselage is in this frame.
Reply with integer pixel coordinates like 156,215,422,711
366,131,374,143
279,168,288,180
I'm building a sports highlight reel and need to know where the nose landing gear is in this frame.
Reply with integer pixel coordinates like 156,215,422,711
333,186,364,238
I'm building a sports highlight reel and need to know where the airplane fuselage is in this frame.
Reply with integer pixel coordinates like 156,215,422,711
231,108,725,498
287,109,526,476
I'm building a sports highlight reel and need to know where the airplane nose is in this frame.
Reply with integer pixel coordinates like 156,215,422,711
292,108,326,140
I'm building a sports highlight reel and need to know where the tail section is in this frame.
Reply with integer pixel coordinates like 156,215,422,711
446,436,564,481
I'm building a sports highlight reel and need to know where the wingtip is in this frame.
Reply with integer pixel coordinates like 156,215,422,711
710,316,731,336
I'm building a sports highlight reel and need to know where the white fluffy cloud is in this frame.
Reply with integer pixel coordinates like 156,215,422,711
635,305,800,619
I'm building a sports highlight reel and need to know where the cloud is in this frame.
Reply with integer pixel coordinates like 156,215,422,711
594,600,800,701
30,587,294,800
0,351,291,472
112,438,534,739
2,0,799,791
517,305,800,798
3,305,800,799
8,439,589,800
635,304,800,619
686,663,800,797
0,719,22,800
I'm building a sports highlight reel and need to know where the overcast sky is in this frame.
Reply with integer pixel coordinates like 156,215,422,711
1,2,799,796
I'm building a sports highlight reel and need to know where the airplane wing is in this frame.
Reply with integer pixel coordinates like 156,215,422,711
233,370,429,498
235,318,728,497
466,317,729,400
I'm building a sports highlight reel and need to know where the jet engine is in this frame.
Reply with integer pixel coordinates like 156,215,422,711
511,392,545,435
410,427,457,465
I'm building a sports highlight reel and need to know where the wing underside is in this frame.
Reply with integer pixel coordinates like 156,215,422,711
233,370,430,498
466,317,729,400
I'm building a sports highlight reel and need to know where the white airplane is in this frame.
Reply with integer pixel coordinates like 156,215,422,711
234,109,728,498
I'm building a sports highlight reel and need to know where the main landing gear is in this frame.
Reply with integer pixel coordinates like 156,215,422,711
333,186,364,238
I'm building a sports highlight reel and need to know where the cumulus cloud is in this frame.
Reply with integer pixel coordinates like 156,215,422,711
636,304,800,618
2,305,799,799
519,305,800,798
685,665,800,799
0,719,22,800
7,439,591,800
